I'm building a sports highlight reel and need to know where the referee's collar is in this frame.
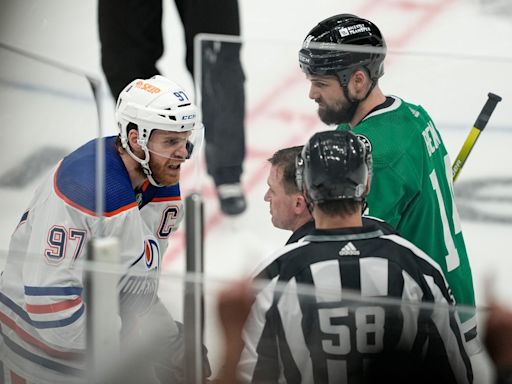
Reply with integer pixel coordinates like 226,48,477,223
286,220,315,245
303,225,383,242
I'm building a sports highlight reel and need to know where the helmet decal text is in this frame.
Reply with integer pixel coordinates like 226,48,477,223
135,80,161,94
338,24,371,37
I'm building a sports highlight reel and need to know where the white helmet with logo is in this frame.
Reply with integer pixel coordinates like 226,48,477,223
115,75,203,186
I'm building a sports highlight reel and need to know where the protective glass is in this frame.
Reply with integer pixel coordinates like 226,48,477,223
147,124,204,161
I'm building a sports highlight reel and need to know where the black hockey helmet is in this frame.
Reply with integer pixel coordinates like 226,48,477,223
296,130,372,204
298,14,386,86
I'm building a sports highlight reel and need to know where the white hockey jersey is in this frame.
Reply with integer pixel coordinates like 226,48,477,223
0,136,184,383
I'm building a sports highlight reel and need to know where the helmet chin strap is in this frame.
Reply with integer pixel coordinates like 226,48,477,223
361,199,368,215
345,79,376,99
146,173,162,188
121,137,164,187
339,77,377,124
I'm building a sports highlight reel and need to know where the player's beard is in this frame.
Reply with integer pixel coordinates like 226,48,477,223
318,99,359,125
137,157,182,186
150,158,182,186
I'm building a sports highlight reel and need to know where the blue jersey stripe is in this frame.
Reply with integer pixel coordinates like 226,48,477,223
0,329,84,376
0,292,85,329
19,210,29,225
24,286,82,296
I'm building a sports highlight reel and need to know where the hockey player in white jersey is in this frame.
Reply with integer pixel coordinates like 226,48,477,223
0,75,206,383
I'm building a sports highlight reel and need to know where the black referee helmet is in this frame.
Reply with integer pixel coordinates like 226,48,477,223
296,130,372,204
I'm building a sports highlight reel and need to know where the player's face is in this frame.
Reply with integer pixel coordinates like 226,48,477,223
307,74,355,124
147,130,191,186
264,165,298,230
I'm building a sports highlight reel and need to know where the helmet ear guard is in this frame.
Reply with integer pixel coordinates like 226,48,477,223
295,153,305,194
295,149,315,213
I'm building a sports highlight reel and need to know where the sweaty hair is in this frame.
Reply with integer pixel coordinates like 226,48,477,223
267,146,303,195
316,199,362,217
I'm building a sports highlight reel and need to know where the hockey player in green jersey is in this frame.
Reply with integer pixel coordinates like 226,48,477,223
299,14,477,342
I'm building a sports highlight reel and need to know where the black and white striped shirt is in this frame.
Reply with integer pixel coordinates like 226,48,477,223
239,225,473,384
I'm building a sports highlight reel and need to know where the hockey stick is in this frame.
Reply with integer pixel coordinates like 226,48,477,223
452,92,502,182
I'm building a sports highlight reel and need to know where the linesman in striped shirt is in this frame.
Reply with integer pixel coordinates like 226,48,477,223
238,130,473,383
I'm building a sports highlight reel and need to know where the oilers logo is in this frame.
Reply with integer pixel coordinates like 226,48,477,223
144,238,160,270
119,237,161,316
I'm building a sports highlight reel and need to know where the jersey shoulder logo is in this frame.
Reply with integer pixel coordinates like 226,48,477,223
339,242,360,256
408,106,420,118
356,134,372,154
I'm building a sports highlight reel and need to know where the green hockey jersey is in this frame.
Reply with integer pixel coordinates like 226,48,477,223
337,96,475,325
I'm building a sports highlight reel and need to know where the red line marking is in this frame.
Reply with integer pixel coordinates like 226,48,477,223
162,0,456,270
246,71,304,121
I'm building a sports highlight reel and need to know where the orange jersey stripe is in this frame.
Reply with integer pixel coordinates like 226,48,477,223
152,196,182,203
0,311,84,360
25,297,82,314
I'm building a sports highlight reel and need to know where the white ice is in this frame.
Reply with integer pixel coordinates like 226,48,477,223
1,0,512,380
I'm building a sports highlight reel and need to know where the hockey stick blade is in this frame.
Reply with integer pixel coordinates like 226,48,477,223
452,92,502,182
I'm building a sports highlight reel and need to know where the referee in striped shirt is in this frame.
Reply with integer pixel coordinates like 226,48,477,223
238,130,473,383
